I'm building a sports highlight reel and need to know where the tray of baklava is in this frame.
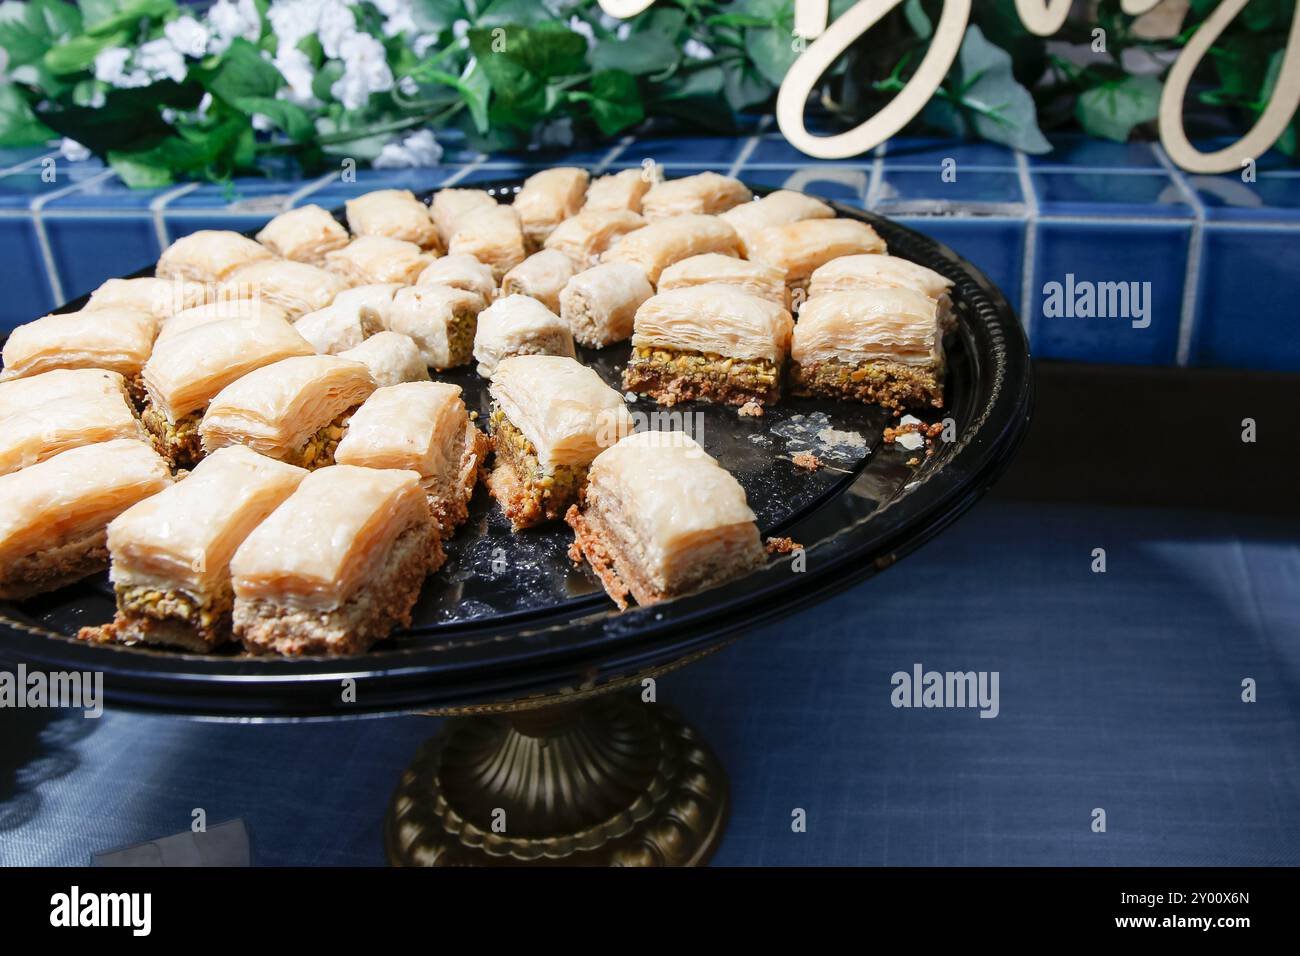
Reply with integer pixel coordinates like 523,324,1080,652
0,167,1030,713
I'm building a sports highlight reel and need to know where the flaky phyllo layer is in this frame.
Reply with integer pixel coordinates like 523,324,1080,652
199,355,376,463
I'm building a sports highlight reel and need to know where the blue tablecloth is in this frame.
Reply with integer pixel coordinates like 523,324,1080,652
3,498,1298,866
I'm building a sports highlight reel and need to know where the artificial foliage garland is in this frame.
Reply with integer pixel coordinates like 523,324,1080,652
0,0,1292,187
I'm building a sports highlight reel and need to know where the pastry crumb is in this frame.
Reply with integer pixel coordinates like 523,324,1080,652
791,451,822,471
884,414,942,452
765,536,802,554
737,401,764,418
906,456,920,467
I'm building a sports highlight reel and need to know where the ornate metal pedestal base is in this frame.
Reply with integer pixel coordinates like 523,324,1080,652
385,693,728,866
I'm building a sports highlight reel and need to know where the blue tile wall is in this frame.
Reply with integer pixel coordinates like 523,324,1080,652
1,125,1296,373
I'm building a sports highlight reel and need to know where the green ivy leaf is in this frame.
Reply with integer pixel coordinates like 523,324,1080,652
744,25,798,86
205,38,283,103
43,29,128,75
0,82,54,145
946,25,1051,154
583,69,644,135
588,34,679,76
724,62,773,111
81,0,175,37
236,96,314,141
0,0,74,68
410,0,465,33
107,151,174,188
1076,74,1161,142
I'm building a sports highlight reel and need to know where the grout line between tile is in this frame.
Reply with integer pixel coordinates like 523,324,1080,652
727,134,763,179
286,171,340,207
437,158,485,187
1152,143,1205,368
0,150,61,179
150,182,199,251
865,139,886,210
30,168,115,305
593,136,633,174
1015,151,1039,336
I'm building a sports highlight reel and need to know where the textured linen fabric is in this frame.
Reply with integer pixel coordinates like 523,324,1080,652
2,500,1298,867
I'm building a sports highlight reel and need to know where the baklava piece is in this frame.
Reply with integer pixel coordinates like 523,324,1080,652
657,253,788,306
0,439,172,600
325,235,435,285
543,209,645,267
141,316,314,469
501,250,577,314
156,229,273,284
602,214,742,284
790,288,944,410
345,188,441,252
624,285,794,407
230,465,442,656
84,446,307,651
417,254,497,303
447,205,527,281
746,218,887,290
86,276,208,329
583,168,653,214
338,332,431,387
218,259,351,321
385,284,486,371
719,189,834,255
513,167,589,247
199,355,377,468
640,171,752,221
473,294,576,378
558,262,653,348
565,430,763,610
0,369,146,477
431,188,498,246
0,308,156,403
293,283,400,355
336,382,490,536
255,204,350,265
486,355,633,530
808,254,955,328
157,298,290,343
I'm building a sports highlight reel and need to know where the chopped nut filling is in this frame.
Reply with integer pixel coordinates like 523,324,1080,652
624,345,782,406
141,401,203,469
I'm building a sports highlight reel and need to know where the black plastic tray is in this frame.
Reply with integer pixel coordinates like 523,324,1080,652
0,179,1033,718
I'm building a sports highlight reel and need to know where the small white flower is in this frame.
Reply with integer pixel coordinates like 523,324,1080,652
331,31,393,110
683,39,713,60
274,45,317,106
375,0,417,38
197,93,213,119
616,23,631,41
568,16,595,48
398,75,418,97
162,107,177,123
252,113,272,131
413,33,438,57
452,19,470,40
207,0,261,54
164,15,211,58
373,128,443,169
137,37,188,83
318,0,360,58
93,47,148,88
60,138,91,162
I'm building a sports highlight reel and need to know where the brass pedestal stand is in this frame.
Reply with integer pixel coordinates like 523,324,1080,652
385,691,728,866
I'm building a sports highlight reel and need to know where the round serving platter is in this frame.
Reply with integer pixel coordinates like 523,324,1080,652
0,178,1033,719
